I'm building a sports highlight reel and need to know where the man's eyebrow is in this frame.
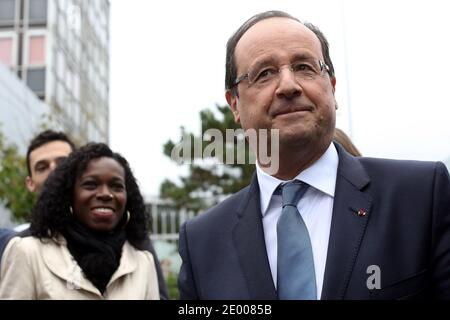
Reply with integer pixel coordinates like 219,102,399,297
248,53,316,71
291,53,316,61
248,56,278,72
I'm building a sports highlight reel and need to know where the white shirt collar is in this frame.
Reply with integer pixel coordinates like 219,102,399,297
256,142,339,216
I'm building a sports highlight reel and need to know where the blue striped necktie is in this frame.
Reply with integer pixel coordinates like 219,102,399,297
277,180,317,300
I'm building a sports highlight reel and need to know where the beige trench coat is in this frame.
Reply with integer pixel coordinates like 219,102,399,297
0,236,160,300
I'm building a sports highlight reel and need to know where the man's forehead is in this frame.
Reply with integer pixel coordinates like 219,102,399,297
235,17,322,68
29,141,72,163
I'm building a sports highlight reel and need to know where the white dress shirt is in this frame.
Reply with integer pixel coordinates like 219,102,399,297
256,143,338,299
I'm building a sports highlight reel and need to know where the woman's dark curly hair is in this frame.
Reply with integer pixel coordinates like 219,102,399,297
30,143,150,249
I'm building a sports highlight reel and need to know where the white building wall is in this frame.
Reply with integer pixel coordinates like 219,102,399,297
0,60,52,227
0,61,50,154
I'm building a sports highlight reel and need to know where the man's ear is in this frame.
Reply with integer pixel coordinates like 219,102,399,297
25,176,36,193
225,90,240,123
330,77,336,93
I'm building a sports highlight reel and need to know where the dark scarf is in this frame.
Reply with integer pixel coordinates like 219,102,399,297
62,221,127,294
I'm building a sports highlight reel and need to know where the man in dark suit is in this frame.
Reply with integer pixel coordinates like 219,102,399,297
178,10,450,299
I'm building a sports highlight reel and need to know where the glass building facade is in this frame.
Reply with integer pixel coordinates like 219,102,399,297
0,0,110,143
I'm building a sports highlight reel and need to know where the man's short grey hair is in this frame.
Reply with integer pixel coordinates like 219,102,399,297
225,10,335,95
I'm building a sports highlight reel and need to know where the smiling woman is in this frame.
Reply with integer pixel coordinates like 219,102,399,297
0,143,161,300
73,157,128,232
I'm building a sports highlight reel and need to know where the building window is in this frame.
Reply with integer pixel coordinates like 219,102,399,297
26,67,46,96
0,0,16,27
0,37,13,66
28,35,45,65
28,0,47,25
23,31,46,97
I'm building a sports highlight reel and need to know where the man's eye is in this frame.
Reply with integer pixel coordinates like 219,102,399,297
35,165,48,172
293,63,315,73
254,68,277,82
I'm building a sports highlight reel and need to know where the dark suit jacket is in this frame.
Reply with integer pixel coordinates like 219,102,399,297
0,228,15,260
178,143,450,299
0,228,169,300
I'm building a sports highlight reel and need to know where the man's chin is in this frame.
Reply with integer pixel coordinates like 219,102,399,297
278,125,312,141
278,127,322,150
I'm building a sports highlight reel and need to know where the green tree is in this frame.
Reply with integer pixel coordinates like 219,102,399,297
160,104,254,211
166,272,180,300
0,131,35,222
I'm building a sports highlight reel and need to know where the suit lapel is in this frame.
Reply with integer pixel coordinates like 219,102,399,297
233,175,278,299
321,143,373,299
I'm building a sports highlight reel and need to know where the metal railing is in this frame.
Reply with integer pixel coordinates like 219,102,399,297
146,199,199,245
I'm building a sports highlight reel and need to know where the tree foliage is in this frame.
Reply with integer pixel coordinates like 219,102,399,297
160,104,254,211
0,131,35,222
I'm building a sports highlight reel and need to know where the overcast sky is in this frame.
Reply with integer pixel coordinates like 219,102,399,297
109,0,450,198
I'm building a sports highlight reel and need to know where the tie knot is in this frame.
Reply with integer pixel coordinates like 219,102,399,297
282,180,309,207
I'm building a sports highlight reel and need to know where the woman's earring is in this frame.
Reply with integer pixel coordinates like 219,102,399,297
122,211,130,228
69,206,73,215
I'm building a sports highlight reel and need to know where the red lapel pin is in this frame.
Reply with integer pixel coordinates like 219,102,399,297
357,209,367,217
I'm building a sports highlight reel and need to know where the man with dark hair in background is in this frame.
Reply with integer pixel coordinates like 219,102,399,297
1,130,75,252
24,130,76,195
12,130,76,232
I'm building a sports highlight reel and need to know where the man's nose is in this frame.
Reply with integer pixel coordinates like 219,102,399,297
49,162,58,172
275,68,302,99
